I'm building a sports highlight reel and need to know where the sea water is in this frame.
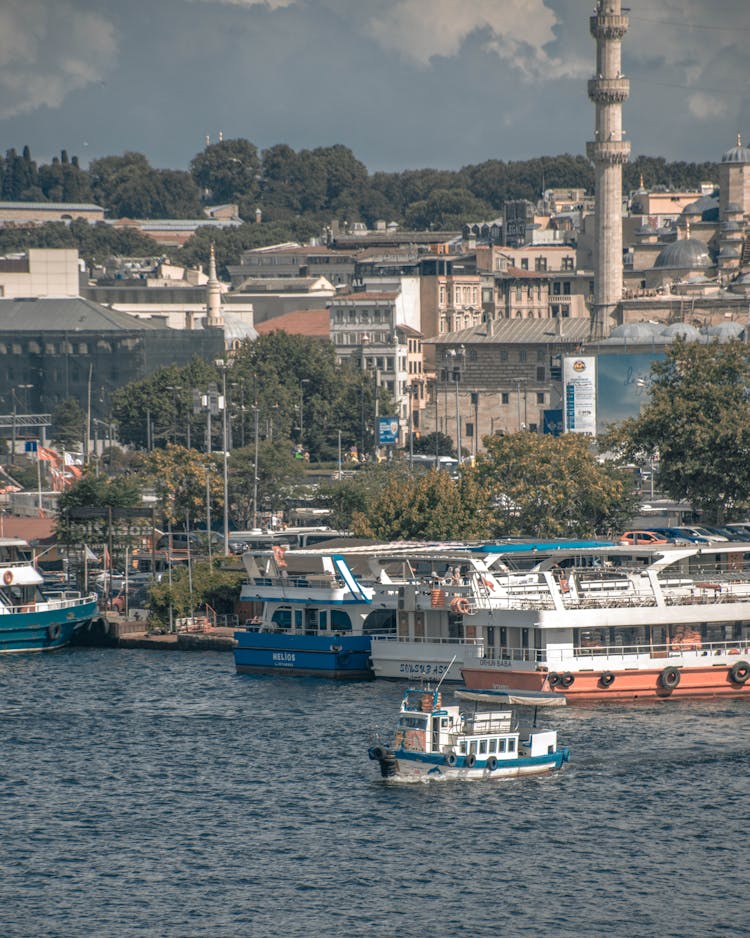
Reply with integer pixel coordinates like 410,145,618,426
1,648,748,937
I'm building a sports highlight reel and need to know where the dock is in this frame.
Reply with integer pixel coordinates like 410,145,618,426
72,615,236,651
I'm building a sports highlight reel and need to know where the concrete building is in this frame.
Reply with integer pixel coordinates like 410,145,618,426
0,202,105,225
0,248,82,298
586,0,630,336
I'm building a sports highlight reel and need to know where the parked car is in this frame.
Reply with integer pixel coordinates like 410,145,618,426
619,530,669,546
725,523,750,539
640,527,694,545
672,526,726,543
696,524,746,541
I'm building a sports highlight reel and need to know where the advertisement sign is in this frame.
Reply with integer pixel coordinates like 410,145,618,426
595,352,665,433
563,356,596,434
378,416,399,446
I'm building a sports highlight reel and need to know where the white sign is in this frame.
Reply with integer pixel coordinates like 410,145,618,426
563,356,596,434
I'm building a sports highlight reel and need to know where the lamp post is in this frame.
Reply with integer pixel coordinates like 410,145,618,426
215,360,231,555
298,378,310,452
204,465,212,564
252,398,260,530
447,347,464,461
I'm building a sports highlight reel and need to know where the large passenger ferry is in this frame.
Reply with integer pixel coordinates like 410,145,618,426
0,538,98,652
460,541,750,701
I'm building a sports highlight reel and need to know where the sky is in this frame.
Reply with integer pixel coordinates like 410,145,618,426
0,0,748,175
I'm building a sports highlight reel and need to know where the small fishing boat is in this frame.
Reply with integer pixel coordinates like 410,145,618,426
368,684,570,781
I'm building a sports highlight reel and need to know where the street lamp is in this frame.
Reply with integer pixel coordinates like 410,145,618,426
215,359,232,555
298,378,310,451
446,347,464,461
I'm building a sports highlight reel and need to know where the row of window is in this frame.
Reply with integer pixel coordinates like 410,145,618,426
459,736,517,755
0,339,140,356
332,309,391,324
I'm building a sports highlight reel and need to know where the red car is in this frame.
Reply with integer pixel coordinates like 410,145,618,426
619,530,669,546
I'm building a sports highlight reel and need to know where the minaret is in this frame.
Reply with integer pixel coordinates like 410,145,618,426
206,242,224,328
586,0,631,337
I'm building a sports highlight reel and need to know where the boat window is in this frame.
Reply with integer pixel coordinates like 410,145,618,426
488,739,497,753
508,738,516,753
398,715,428,729
469,740,478,754
331,609,353,632
479,739,488,755
319,610,328,630
271,608,292,629
294,610,303,629
459,742,466,754
498,739,507,753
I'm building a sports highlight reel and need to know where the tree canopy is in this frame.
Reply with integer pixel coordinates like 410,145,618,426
602,338,750,520
470,432,636,537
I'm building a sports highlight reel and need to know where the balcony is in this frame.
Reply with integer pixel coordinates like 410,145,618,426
587,77,630,104
586,140,631,165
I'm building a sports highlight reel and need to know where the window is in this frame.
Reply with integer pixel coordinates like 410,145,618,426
537,392,545,404
500,350,508,362
468,349,477,362
489,739,497,753
563,281,571,295
551,304,560,317
508,738,516,752
562,256,574,271
535,257,547,271
536,367,546,382
561,305,570,318
498,739,507,753
501,393,509,405
520,258,529,270
330,609,352,631
553,281,561,295
479,739,488,754
519,349,527,363
465,422,473,438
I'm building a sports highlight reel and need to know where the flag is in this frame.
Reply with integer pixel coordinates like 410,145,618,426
84,545,99,563
103,546,111,569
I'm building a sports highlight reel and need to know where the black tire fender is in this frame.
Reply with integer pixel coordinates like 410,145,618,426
659,666,681,689
547,671,561,687
445,752,457,767
47,623,62,642
486,756,498,772
465,752,476,768
729,660,750,685
599,671,615,688
560,672,575,688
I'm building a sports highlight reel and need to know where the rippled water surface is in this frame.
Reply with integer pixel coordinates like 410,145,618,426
1,648,749,937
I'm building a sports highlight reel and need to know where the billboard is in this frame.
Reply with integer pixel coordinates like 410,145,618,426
378,416,400,446
563,356,596,434
595,352,665,434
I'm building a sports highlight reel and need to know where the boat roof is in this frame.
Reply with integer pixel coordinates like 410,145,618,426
457,689,567,707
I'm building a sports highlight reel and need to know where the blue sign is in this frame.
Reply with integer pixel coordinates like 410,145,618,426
378,416,399,446
24,440,38,453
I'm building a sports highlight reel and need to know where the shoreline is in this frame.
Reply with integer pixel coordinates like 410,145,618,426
72,615,236,651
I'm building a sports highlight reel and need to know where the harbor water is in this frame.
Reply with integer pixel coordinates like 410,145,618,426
1,648,748,937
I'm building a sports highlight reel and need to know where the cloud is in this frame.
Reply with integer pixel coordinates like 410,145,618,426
0,0,117,119
363,0,584,78
688,92,729,121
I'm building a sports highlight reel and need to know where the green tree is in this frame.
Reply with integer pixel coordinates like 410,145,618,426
602,338,750,520
349,468,489,540
471,432,636,537
190,138,261,206
413,432,456,458
142,444,224,529
50,397,86,449
148,560,243,626
228,441,305,527
55,472,143,557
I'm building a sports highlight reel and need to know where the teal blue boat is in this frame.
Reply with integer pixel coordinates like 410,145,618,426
0,538,98,653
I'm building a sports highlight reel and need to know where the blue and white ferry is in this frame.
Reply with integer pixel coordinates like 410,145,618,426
0,538,99,652
234,545,397,678
368,685,570,781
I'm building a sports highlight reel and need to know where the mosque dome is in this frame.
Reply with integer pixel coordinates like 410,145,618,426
223,313,258,345
682,195,718,219
722,137,750,163
608,322,661,341
704,322,744,339
654,238,711,269
719,246,741,259
661,322,701,339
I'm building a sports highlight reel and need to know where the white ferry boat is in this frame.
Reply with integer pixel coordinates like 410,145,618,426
460,541,750,701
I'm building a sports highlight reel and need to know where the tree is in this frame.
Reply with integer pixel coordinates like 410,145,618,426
349,468,490,540
51,397,86,449
601,338,750,520
142,444,224,529
470,432,636,537
228,441,305,527
413,432,456,458
55,472,143,558
148,560,243,626
190,138,261,205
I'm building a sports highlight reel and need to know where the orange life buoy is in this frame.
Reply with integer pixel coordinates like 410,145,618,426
3,570,13,586
450,596,471,615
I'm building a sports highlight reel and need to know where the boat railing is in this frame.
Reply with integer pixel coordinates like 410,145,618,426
3,591,96,614
369,633,485,645
250,574,346,590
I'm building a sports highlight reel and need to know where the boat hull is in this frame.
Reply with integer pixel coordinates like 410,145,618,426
0,599,99,653
369,745,570,781
234,630,373,679
461,661,750,702
369,638,483,682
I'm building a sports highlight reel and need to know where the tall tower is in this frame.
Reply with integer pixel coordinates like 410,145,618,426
586,0,630,338
206,242,224,328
